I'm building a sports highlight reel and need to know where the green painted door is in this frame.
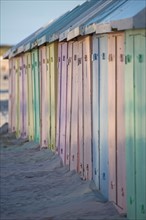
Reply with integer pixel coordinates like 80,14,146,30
31,49,40,142
125,29,146,220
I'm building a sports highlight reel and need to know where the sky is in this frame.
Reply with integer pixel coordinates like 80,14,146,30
1,0,85,46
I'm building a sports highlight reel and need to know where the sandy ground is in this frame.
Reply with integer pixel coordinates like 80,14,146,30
0,124,127,220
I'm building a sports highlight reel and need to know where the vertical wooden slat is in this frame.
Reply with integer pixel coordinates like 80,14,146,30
26,52,34,140
66,41,73,166
39,46,47,148
108,34,116,202
56,44,62,154
70,41,78,171
125,31,136,220
92,35,100,189
116,33,126,212
78,40,84,177
100,34,109,199
134,30,146,220
83,36,92,180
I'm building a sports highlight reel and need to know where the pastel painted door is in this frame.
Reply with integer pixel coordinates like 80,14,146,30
25,52,34,140
92,35,100,189
11,58,16,132
92,34,109,198
23,54,28,138
66,41,73,166
39,46,48,148
8,59,13,132
108,32,126,212
82,36,92,180
56,44,62,154
15,57,20,138
46,43,58,151
125,29,146,220
77,40,84,177
70,41,78,172
19,55,28,138
59,42,68,163
31,49,40,142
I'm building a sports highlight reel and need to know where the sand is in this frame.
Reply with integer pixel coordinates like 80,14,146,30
0,123,127,220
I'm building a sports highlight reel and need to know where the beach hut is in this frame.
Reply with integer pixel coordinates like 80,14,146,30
3,0,146,218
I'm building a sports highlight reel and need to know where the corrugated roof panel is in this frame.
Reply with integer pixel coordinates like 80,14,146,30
66,0,128,40
6,0,146,57
85,0,146,34
36,0,98,45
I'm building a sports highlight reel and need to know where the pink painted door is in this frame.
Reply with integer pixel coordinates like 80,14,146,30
77,40,84,177
39,46,48,148
65,41,73,166
70,41,78,171
82,36,92,180
59,42,68,164
108,33,126,212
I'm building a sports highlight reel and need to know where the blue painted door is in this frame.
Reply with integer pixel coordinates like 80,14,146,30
92,34,109,199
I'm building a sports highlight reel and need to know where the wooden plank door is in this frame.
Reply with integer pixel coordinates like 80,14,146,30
134,30,146,220
11,58,16,132
92,35,100,189
31,49,40,142
26,52,34,140
49,42,58,151
70,41,78,171
99,34,109,199
125,30,135,219
39,46,47,148
77,40,84,177
66,41,73,166
56,44,62,154
108,32,126,212
8,59,13,132
92,34,109,197
15,57,20,138
125,29,146,220
59,42,68,163
82,36,92,180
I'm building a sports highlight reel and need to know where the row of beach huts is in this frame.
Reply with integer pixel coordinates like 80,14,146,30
4,0,146,219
